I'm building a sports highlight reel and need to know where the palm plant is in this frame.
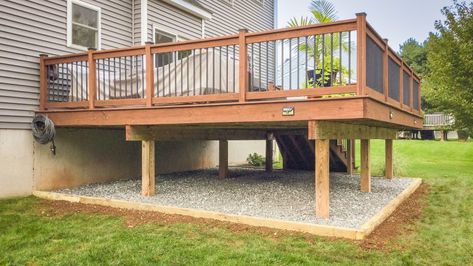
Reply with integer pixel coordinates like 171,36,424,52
288,0,351,87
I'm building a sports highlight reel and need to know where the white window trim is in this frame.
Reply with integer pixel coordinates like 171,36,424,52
152,25,187,43
162,0,212,20
67,0,102,51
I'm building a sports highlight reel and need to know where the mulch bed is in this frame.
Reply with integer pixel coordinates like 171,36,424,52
36,183,429,250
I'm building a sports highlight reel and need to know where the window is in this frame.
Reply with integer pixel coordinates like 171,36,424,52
67,0,101,50
154,28,191,67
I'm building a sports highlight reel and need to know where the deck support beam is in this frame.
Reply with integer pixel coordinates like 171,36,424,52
385,139,393,179
219,140,228,179
360,139,371,192
141,140,155,196
315,139,330,219
265,139,273,172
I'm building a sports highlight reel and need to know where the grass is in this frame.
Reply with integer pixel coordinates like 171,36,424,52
1,140,473,265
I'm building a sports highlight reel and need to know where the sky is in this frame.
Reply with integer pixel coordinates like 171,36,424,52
277,0,450,51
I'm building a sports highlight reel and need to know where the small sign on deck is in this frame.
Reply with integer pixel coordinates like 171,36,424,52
282,106,295,116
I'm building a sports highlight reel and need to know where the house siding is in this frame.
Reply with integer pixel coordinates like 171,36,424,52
147,0,203,41
199,0,275,37
0,0,133,129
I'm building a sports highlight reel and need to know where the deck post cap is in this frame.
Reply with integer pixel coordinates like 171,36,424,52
39,53,48,57
355,12,367,17
383,38,388,43
88,47,97,51
145,41,154,45
239,28,249,33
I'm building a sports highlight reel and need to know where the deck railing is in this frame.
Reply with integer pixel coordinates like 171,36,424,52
39,13,421,115
424,113,454,128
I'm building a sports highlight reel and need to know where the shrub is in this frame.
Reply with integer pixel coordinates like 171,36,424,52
246,153,265,166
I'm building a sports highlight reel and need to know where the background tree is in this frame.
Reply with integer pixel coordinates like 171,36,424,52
425,1,473,132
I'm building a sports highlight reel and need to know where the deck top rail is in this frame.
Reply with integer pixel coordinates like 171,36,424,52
39,13,422,118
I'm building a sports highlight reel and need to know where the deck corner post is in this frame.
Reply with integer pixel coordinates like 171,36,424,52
39,54,48,111
219,140,229,179
238,28,249,103
315,139,330,219
360,139,371,192
385,139,393,179
87,48,97,109
145,41,154,107
265,136,273,172
142,139,156,196
356,12,367,96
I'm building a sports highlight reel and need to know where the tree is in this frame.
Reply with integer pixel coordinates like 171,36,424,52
425,1,473,130
399,38,428,77
287,0,350,87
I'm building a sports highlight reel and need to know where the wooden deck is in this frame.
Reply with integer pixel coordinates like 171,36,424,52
36,13,423,219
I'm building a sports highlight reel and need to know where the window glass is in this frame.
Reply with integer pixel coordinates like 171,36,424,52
70,2,99,49
155,31,176,67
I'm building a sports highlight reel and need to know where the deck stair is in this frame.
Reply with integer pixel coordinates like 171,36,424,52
275,134,349,172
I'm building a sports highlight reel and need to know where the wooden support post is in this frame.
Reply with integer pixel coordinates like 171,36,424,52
238,29,248,103
265,139,273,172
219,140,228,179
360,139,371,192
346,139,353,175
39,54,48,111
142,140,155,196
385,139,393,179
356,13,367,96
315,139,330,219
145,42,154,107
87,48,96,109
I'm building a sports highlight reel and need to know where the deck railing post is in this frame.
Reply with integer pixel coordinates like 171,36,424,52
409,69,414,112
383,38,389,101
145,41,154,107
238,29,248,103
88,48,97,109
356,13,367,96
39,54,48,111
418,82,422,113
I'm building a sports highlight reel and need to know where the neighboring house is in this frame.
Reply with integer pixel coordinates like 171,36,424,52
0,0,277,197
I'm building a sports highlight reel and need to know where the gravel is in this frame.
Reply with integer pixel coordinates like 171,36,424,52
56,168,416,228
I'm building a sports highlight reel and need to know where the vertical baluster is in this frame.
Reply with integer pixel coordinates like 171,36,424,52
321,34,325,87
281,39,284,89
251,43,254,91
348,31,351,84
142,54,145,98
219,46,222,93
187,51,190,96
174,51,177,96
206,47,208,94
297,37,300,89
233,45,236,93
330,33,334,87
289,38,292,89
266,41,269,90
213,47,215,94
339,32,343,85
313,35,317,88
259,42,262,90
226,45,229,93
61,63,66,102
305,36,308,88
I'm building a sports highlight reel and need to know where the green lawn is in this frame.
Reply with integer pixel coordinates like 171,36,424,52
1,140,473,265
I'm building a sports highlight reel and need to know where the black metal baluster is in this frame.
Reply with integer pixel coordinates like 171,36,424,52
233,45,235,93
266,41,269,90
348,31,351,84
251,43,254,91
339,32,342,85
297,37,300,89
259,42,262,90
305,36,308,88
213,47,215,94
321,34,325,87
174,51,177,96
330,33,334,87
281,39,284,89
226,45,229,93
313,35,317,88
206,48,208,94
289,38,292,90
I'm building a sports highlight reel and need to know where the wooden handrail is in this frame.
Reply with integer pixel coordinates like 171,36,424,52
37,14,422,117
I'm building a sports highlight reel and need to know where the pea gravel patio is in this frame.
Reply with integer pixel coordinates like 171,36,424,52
56,168,416,229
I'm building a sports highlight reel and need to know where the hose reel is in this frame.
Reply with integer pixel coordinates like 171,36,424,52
32,114,56,155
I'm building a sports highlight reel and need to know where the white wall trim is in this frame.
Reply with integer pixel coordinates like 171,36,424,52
141,0,148,44
162,0,212,20
66,0,102,50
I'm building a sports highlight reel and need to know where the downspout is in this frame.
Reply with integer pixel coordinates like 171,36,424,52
141,0,148,44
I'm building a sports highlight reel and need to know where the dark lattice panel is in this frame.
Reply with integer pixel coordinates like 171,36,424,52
388,58,400,101
403,71,410,106
413,80,420,110
366,36,384,93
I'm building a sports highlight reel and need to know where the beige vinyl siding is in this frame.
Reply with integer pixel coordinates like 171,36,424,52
133,0,141,44
199,0,275,37
0,0,133,129
147,0,203,41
